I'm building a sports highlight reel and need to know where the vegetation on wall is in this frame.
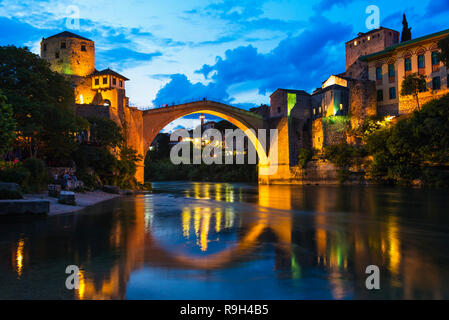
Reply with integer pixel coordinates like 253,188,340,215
400,73,427,110
73,117,142,189
438,35,449,67
365,94,449,187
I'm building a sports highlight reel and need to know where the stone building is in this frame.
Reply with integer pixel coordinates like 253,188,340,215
360,28,449,116
344,27,400,80
40,31,145,182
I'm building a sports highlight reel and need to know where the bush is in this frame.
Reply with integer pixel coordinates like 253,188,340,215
0,188,23,199
298,148,313,168
364,93,449,186
21,158,48,193
0,166,30,185
322,143,365,168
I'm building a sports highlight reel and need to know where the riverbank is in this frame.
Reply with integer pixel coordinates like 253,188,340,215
23,191,121,216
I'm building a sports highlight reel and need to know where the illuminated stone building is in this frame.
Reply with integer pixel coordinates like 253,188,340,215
40,31,145,182
271,23,448,156
360,28,449,116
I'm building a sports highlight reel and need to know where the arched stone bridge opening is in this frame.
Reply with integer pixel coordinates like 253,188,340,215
139,100,290,184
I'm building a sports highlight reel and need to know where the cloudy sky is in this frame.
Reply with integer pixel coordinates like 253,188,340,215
1,0,448,130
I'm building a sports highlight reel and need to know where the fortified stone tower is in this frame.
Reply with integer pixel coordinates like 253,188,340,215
345,27,399,79
40,31,95,77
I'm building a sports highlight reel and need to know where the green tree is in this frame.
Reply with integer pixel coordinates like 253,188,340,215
87,117,124,148
400,73,427,111
0,91,16,155
365,94,449,186
0,45,85,160
438,35,449,67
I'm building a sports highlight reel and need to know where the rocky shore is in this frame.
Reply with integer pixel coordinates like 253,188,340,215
23,191,121,216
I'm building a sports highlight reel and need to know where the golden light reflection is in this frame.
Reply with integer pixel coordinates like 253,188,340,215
387,215,401,275
215,184,222,201
182,208,191,238
200,208,211,251
16,238,24,278
180,205,235,252
194,208,201,238
78,269,86,300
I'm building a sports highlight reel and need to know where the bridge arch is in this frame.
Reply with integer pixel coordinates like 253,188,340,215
142,101,269,165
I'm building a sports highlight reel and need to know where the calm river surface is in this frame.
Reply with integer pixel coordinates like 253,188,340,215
1,182,449,299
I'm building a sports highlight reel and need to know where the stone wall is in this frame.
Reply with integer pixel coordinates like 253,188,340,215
348,79,377,127
261,161,368,185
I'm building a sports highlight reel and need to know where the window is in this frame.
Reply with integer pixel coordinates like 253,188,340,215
103,77,107,85
376,67,382,80
119,80,123,87
43,44,47,51
432,51,440,65
389,87,396,100
81,44,86,52
377,89,383,101
432,76,441,90
318,106,322,113
418,54,425,68
95,78,99,86
388,64,395,77
277,107,281,113
55,52,60,59
367,36,371,41
354,41,357,46
405,57,412,71
112,78,116,85
60,42,66,49
313,108,316,115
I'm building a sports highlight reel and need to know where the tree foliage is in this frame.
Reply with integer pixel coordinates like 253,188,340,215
0,91,16,155
366,94,449,186
0,45,87,160
438,35,449,68
74,117,142,189
400,73,427,110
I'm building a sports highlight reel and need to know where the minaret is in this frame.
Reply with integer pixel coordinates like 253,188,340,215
401,14,412,43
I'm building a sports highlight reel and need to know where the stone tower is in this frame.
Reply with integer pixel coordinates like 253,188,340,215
40,31,95,77
344,27,400,79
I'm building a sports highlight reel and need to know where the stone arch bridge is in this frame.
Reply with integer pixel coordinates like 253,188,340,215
129,100,291,184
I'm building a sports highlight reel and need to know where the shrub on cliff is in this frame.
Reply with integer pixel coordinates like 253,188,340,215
297,148,313,168
366,94,449,186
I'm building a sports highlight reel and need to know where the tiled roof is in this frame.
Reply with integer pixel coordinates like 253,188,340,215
359,28,449,61
89,68,129,80
45,31,92,42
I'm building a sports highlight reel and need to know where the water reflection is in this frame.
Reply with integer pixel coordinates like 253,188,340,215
1,183,449,299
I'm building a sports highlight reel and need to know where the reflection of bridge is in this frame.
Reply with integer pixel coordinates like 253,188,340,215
139,100,292,183
76,185,294,299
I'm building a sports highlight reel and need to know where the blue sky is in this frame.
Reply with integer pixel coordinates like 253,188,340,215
1,0,448,130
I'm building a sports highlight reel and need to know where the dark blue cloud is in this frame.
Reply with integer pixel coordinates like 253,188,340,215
152,74,230,107
196,15,352,95
153,15,352,110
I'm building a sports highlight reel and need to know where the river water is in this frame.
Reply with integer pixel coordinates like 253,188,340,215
1,182,449,299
